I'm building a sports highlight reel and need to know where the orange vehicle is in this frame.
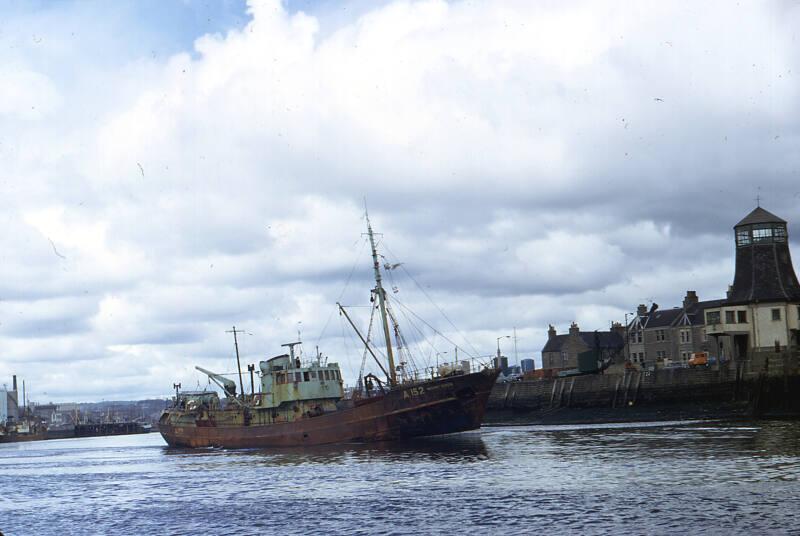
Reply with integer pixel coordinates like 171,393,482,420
688,352,709,367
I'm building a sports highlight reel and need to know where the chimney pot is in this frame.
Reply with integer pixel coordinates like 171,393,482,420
547,324,556,339
569,322,580,336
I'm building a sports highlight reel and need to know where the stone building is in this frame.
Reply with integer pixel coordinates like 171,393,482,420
541,322,625,370
703,206,800,365
626,292,724,365
626,206,800,369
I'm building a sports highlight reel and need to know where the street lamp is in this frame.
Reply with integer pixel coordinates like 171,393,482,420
624,312,636,363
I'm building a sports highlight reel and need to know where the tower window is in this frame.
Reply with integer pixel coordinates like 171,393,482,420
752,227,773,243
771,308,781,321
736,229,751,246
774,226,787,242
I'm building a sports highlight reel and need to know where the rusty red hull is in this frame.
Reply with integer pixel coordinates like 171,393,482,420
160,368,499,448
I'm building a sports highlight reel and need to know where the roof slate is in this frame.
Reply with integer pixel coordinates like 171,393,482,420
735,206,786,227
686,299,726,325
541,330,624,353
643,308,684,328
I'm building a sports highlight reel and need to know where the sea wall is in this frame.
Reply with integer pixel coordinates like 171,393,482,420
488,359,800,423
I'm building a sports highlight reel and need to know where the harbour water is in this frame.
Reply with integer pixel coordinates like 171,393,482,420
1,420,799,535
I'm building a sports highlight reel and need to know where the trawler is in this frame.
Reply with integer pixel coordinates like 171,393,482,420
159,214,499,448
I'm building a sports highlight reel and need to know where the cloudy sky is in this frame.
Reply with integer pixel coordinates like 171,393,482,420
2,0,799,402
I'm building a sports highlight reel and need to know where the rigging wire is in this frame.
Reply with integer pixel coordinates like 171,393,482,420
391,295,476,360
315,237,369,349
358,303,378,382
339,312,357,380
381,241,483,358
391,296,432,370
385,300,419,377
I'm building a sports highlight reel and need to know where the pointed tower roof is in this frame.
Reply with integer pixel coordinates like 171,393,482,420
735,206,786,228
728,206,800,303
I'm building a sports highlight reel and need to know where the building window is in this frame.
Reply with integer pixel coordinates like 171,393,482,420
680,329,691,343
737,310,747,323
725,311,736,323
681,351,690,361
736,229,751,246
774,226,787,242
702,329,707,342
772,308,781,321
797,305,800,321
706,311,721,324
655,330,666,341
656,350,667,360
631,329,642,344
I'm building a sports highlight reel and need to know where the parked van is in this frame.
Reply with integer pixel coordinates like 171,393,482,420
688,352,709,368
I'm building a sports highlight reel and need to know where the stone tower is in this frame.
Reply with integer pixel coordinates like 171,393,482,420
728,206,800,304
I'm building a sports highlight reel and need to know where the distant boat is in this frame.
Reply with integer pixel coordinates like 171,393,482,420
159,214,499,448
73,421,151,438
0,418,47,443
42,421,152,440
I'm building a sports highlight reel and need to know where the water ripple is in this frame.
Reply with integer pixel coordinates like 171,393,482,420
0,420,798,535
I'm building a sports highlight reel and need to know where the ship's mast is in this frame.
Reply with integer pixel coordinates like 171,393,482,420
226,326,246,400
365,210,397,386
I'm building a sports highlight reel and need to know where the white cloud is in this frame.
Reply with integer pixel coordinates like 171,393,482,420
0,66,61,119
0,0,799,400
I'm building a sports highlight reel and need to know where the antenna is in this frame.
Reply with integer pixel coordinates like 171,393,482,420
226,326,246,400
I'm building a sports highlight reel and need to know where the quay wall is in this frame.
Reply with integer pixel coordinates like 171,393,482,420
488,356,800,423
